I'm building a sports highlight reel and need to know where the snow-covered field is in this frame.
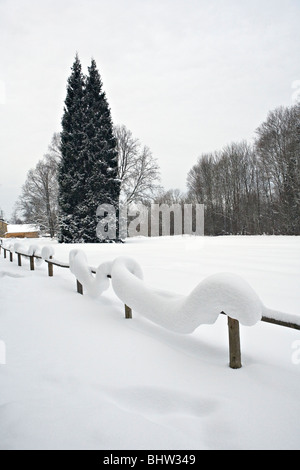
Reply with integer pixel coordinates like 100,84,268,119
0,235,300,450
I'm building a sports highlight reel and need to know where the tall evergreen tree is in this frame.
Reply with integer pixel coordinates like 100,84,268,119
80,58,120,242
58,55,120,243
58,54,86,242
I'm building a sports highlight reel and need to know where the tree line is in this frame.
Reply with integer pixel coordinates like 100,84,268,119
187,103,300,235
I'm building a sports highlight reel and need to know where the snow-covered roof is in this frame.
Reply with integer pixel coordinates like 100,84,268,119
6,224,40,234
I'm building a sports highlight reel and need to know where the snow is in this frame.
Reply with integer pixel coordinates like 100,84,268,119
111,257,262,332
2,241,40,257
5,224,39,234
0,235,300,450
41,245,55,260
67,248,263,331
262,308,300,327
69,249,111,297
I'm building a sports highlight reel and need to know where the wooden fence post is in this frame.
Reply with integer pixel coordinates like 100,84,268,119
30,255,35,271
4,248,6,258
125,305,132,319
10,251,13,262
77,280,83,295
228,316,242,369
17,253,22,266
47,256,53,277
48,262,53,277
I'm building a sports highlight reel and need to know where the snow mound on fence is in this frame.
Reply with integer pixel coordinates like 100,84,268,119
13,242,24,253
69,251,262,333
111,257,263,333
69,249,112,298
8,241,39,257
27,244,39,256
41,246,55,260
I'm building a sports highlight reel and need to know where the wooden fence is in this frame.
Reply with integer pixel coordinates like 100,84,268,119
1,242,299,370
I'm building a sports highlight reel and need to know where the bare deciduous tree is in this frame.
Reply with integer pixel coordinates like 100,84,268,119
114,124,162,204
17,134,61,237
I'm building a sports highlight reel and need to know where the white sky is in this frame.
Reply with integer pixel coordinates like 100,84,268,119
0,0,300,219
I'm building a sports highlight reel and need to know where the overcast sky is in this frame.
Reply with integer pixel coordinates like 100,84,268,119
0,0,300,219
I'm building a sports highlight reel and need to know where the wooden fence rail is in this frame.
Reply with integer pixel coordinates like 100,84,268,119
0,242,299,369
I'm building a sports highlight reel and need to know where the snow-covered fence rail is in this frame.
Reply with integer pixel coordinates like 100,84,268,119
0,240,129,317
261,315,300,331
1,240,299,371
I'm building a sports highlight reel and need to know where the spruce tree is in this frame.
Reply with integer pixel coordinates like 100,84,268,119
58,54,86,242
58,55,120,243
81,59,120,242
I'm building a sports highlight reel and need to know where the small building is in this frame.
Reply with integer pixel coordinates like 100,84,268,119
5,224,40,239
0,219,7,237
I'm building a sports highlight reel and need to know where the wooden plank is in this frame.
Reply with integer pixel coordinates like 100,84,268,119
125,305,132,319
45,259,69,268
221,310,300,331
228,316,242,369
77,280,83,295
261,316,300,331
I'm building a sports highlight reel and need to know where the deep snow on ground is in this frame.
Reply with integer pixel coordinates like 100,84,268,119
0,235,300,450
